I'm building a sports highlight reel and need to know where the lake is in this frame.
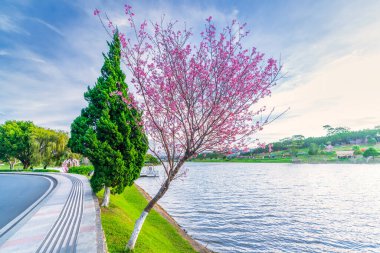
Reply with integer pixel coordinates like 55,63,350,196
136,163,380,253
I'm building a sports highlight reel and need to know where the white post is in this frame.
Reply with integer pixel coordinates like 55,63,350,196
126,211,149,250
101,186,111,207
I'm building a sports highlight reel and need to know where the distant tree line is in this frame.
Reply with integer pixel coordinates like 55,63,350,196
0,120,74,169
194,152,227,160
145,154,160,165
252,126,380,155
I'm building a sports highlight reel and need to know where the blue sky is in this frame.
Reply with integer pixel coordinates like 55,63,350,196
1,0,380,142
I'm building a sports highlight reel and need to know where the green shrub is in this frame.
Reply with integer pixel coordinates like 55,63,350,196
363,147,379,158
68,165,94,175
308,143,320,155
32,169,60,173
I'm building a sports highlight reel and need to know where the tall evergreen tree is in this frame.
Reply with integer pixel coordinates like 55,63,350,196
69,31,148,207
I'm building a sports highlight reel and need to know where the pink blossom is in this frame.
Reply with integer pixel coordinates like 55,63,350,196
124,4,132,15
268,143,273,153
62,158,80,173
258,142,266,149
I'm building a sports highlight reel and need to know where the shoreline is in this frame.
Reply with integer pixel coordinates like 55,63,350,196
134,184,214,253
188,160,380,164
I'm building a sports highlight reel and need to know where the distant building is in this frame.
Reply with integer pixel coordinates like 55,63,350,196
336,151,354,158
227,152,240,159
349,138,363,144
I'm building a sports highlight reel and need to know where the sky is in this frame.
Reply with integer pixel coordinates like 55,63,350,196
0,0,379,143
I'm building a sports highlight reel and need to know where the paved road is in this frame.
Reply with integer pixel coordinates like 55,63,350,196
0,174,51,229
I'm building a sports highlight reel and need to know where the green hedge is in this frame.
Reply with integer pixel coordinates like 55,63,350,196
68,166,94,175
32,169,60,173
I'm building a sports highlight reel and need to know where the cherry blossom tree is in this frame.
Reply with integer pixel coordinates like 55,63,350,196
61,158,80,172
95,5,282,249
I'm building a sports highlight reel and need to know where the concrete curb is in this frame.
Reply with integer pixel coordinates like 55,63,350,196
91,189,107,253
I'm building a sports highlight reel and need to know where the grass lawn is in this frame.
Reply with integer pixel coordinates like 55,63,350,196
0,163,24,170
0,163,60,172
98,185,197,253
190,158,292,163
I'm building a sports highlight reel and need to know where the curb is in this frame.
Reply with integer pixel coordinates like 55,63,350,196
92,188,107,253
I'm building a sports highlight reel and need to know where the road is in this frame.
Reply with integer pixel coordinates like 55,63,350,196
0,174,51,229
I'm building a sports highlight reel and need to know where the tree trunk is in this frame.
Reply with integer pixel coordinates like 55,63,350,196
126,155,189,250
8,158,16,170
43,164,48,169
101,186,111,207
23,162,29,170
126,177,170,250
126,211,149,249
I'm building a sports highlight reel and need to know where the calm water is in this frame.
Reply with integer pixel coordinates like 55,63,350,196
136,163,380,253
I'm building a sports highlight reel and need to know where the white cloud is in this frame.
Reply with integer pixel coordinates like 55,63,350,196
30,17,64,37
258,51,380,142
0,12,64,37
2,47,47,63
0,14,29,35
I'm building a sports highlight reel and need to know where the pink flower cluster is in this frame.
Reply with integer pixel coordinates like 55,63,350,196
268,143,273,153
61,158,80,173
93,8,100,16
257,142,273,153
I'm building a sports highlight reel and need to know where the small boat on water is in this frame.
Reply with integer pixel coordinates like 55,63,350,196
140,166,159,177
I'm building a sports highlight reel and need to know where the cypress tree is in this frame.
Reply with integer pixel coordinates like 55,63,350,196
69,31,148,206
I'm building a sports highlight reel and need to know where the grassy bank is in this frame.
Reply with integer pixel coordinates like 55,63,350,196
0,163,60,171
190,158,292,163
190,156,380,164
98,185,197,253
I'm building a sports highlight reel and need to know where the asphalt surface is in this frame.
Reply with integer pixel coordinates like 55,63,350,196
0,174,51,229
